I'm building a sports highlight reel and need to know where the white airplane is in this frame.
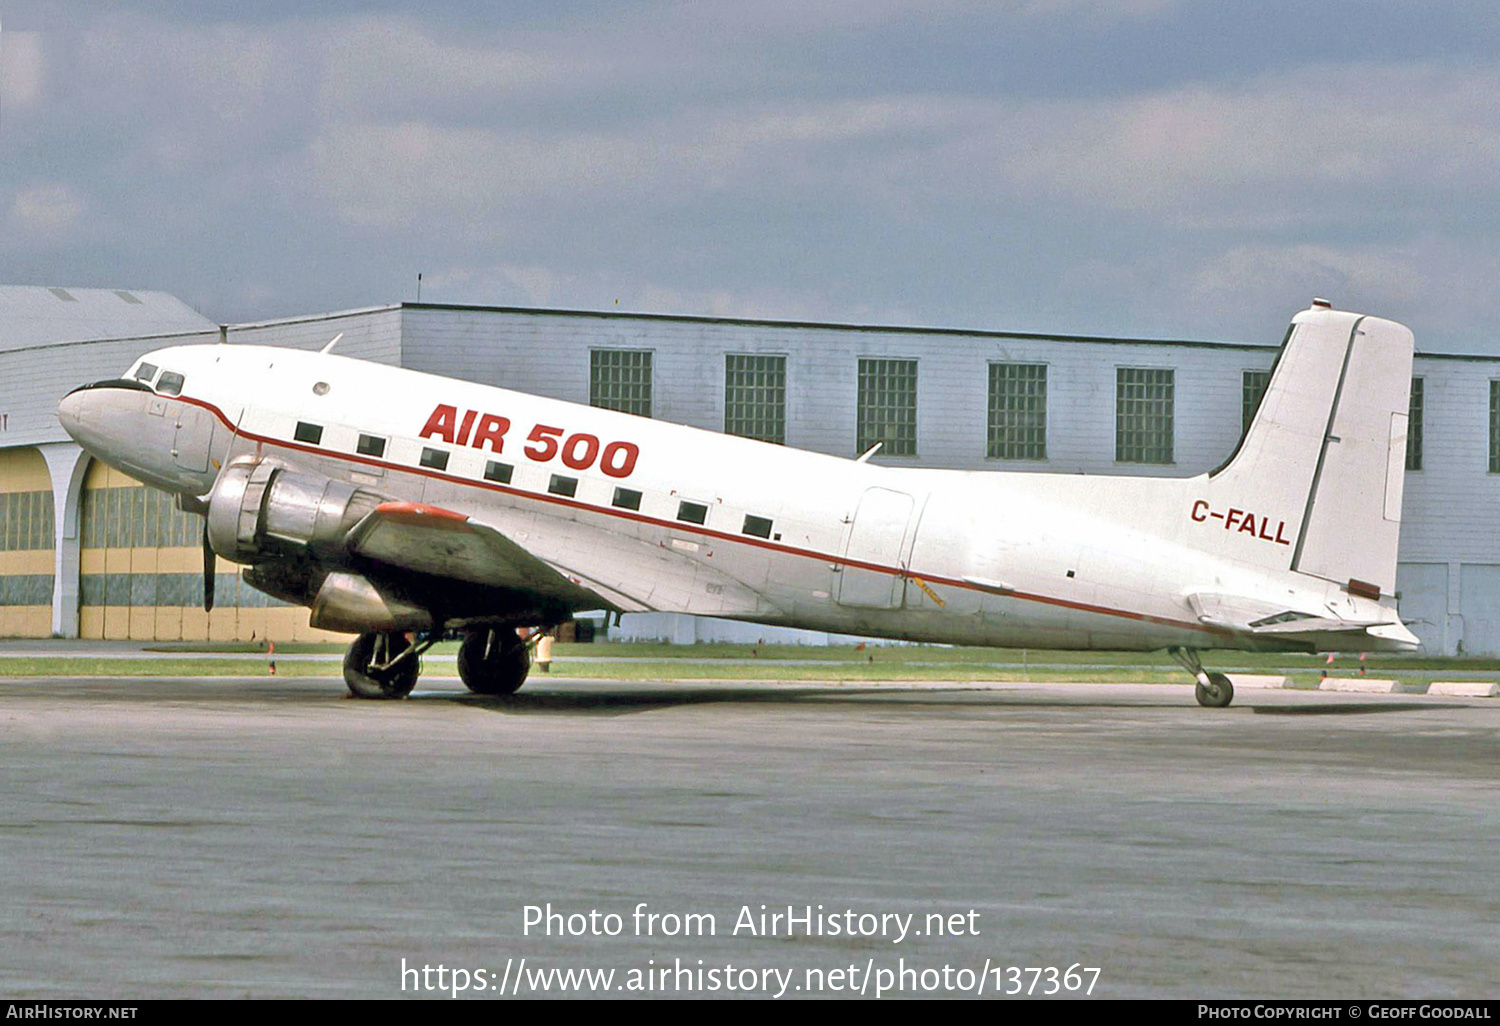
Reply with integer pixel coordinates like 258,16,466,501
57,301,1419,706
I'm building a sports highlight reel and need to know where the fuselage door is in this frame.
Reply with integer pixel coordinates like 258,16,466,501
172,403,217,473
836,487,915,608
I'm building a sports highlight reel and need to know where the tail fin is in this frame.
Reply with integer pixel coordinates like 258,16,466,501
1207,302,1414,597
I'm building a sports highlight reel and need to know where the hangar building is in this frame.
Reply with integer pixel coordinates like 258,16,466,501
2,284,1495,654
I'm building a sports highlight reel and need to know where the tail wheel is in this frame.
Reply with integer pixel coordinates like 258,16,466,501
344,631,421,699
458,629,531,696
1195,672,1235,708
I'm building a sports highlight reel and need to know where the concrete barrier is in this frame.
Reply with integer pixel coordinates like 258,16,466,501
1227,674,1292,689
1317,678,1405,693
1426,681,1500,698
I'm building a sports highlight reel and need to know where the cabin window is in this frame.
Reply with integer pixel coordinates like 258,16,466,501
157,371,185,397
294,422,323,445
420,447,449,471
484,461,513,484
1241,369,1272,437
742,514,773,539
725,354,786,444
856,358,917,457
356,434,386,458
677,500,708,525
1115,367,1174,465
1407,377,1424,471
134,362,158,383
590,349,653,417
612,487,642,511
987,363,1047,460
548,474,578,497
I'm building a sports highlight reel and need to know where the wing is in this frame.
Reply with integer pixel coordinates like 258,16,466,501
345,501,617,612
347,499,788,621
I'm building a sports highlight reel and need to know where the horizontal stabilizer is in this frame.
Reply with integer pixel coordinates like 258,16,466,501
1185,590,1418,650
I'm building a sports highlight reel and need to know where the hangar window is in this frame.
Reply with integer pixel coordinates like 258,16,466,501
1406,377,1424,472
987,363,1047,460
356,434,386,458
856,358,918,457
677,500,708,525
484,460,513,484
590,349,653,417
1242,370,1272,436
0,491,55,551
294,422,323,445
742,514,773,539
725,354,786,444
1115,367,1174,465
420,447,449,471
134,362,158,383
1490,382,1500,475
548,474,578,498
612,487,642,511
157,371,185,397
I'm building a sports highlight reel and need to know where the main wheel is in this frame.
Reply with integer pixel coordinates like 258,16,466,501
458,629,531,696
344,631,421,699
1195,671,1234,708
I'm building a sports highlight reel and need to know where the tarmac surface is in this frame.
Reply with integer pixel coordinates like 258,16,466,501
2,673,1497,999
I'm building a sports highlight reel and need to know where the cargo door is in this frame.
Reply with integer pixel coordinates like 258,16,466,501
172,404,217,472
836,487,914,609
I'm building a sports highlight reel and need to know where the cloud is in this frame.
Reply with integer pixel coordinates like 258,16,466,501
10,182,86,237
422,262,913,324
318,16,583,119
301,60,1500,243
1190,244,1427,307
1,28,45,109
976,64,1500,225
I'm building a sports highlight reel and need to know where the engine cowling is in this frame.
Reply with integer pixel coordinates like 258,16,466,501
205,458,387,565
309,571,435,633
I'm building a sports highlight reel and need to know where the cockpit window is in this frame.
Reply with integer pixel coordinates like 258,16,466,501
134,362,158,383
157,371,185,396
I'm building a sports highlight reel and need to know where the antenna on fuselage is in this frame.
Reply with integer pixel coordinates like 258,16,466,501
319,332,343,354
855,441,883,463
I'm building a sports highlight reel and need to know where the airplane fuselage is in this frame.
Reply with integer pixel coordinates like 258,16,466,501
59,340,1406,654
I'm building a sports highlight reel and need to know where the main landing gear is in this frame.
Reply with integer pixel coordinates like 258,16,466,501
342,628,534,700
457,628,531,696
1168,646,1234,708
343,631,424,699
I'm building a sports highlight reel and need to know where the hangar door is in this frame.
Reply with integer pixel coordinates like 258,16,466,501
1395,562,1448,656
836,487,915,609
1459,564,1500,657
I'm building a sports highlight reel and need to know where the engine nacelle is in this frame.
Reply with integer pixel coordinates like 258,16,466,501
205,458,387,565
309,571,434,634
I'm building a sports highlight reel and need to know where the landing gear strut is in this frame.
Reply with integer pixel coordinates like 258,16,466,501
458,629,531,696
1168,646,1234,708
344,631,424,699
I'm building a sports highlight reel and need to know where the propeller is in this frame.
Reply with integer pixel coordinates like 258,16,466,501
201,522,215,612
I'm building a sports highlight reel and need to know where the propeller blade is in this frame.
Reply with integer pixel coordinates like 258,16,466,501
202,524,215,612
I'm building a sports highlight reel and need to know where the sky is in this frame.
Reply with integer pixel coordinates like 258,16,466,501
3,1,1500,351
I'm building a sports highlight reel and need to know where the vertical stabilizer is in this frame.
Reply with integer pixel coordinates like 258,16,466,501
1207,304,1414,597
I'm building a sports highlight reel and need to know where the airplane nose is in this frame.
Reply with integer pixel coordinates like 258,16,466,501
57,388,93,439
56,378,154,451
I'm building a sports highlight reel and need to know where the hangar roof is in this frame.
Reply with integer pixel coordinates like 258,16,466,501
0,285,216,352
